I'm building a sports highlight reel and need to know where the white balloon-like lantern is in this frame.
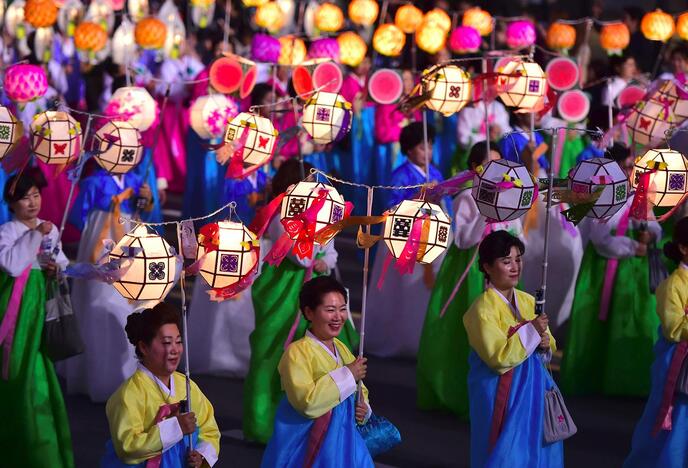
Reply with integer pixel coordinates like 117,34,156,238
111,17,136,65
0,106,22,160
301,92,353,144
224,112,278,170
280,181,346,246
30,111,82,165
92,120,143,174
472,159,538,222
497,60,547,111
190,94,238,140
420,64,472,116
631,148,688,207
568,158,630,219
107,86,158,132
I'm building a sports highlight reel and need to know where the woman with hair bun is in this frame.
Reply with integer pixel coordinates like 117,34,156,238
102,303,220,467
625,217,688,467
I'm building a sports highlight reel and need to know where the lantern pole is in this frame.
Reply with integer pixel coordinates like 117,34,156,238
482,57,491,157
356,186,374,399
222,0,232,52
607,78,614,146
422,110,430,183
536,129,556,316
175,223,194,452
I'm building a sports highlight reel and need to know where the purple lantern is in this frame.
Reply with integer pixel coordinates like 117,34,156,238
4,64,48,103
449,26,482,54
251,33,282,64
308,38,340,62
506,20,536,49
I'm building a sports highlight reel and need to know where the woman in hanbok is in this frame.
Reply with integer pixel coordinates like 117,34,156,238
0,168,9,225
0,171,74,468
624,218,688,468
63,167,154,402
463,230,562,467
560,146,661,396
102,303,220,467
262,276,373,467
243,160,359,443
417,143,523,418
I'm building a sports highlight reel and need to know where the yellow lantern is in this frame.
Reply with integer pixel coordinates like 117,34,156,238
631,149,688,208
395,4,423,34
416,20,447,54
546,22,576,51
641,9,675,42
278,35,307,65
497,60,547,111
421,64,472,116
348,0,378,27
462,7,493,36
242,0,268,6
600,23,630,55
677,13,688,40
373,24,406,57
337,32,367,67
255,1,284,32
424,8,451,32
315,2,344,33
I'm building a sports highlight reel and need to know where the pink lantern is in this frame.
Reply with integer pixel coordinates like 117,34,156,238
449,26,481,54
506,20,536,49
251,33,281,63
106,0,125,10
4,64,48,103
308,38,340,62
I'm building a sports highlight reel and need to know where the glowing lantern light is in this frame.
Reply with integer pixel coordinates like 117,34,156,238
5,1,25,39
308,37,340,62
58,0,84,37
106,86,159,132
677,13,688,41
394,4,423,34
506,20,536,49
189,94,238,140
24,0,57,28
600,23,630,55
315,2,344,33
641,9,675,42
30,111,82,165
74,21,108,54
112,18,136,65
568,158,629,219
280,181,346,246
421,64,472,116
255,1,284,32
625,80,688,148
251,33,281,63
462,7,493,36
416,20,447,54
134,17,167,49
338,31,367,67
302,92,352,144
128,0,148,21
197,221,260,290
546,22,576,51
472,159,537,222
4,64,48,103
0,106,22,161
242,0,267,6
449,26,481,54
92,121,143,174
497,60,547,111
224,112,278,170
278,35,307,65
631,149,688,208
348,0,378,27
424,8,451,32
373,24,406,57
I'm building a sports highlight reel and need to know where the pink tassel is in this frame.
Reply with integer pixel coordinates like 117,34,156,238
394,216,427,276
552,127,566,177
599,207,631,321
0,267,31,380
264,232,294,267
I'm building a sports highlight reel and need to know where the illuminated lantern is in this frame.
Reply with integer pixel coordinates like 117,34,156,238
24,0,57,28
5,1,25,39
106,86,159,132
224,112,278,170
348,0,378,27
394,4,423,34
424,8,451,32
568,158,629,219
279,35,307,65
242,0,267,6
677,13,688,41
30,111,82,165
190,0,215,29
4,64,48,102
197,221,259,290
599,23,630,55
134,17,167,49
92,121,143,174
112,18,136,65
110,225,180,302
251,33,281,63
641,9,675,42
315,2,344,33
546,22,576,51
58,0,84,37
0,106,22,161
506,20,536,49
462,7,493,36
472,159,537,222
302,92,352,144
449,26,481,54
383,199,451,264
625,80,688,148
497,60,547,110
189,94,238,140
373,24,406,57
337,32,367,67
420,64,472,116
159,0,186,58
280,181,346,245
631,149,688,207
74,21,108,53
106,0,126,10
128,0,149,21
416,20,447,54
255,1,284,32
308,37,340,62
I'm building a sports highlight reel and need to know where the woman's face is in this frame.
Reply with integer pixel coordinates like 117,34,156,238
402,70,415,94
617,57,637,80
672,54,688,75
305,292,348,341
140,323,183,377
483,246,523,290
11,186,41,222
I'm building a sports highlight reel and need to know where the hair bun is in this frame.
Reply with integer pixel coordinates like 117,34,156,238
124,311,144,348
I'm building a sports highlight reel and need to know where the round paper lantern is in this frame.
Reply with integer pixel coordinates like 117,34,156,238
128,0,149,21
110,225,179,302
0,106,22,161
394,4,423,34
251,33,281,63
631,149,688,207
497,60,547,110
308,37,340,62
424,8,451,32
58,0,84,37
85,0,115,33
107,0,126,10
546,22,576,51
600,23,630,55
30,111,82,165
416,20,447,54
472,159,537,222
557,89,590,122
302,92,352,144
462,7,493,36
337,31,367,67
368,69,404,105
134,17,167,49
421,64,472,116
311,61,343,94
677,13,688,41
24,0,57,28
280,181,346,245
224,112,278,169
255,1,284,32
106,86,158,132
348,0,378,27
568,158,629,219
506,20,536,49
243,0,267,6
314,2,343,33
5,1,25,38
373,24,406,57
278,35,307,65
190,94,238,140
383,199,451,264
74,21,108,53
641,9,675,42
449,26,481,54
617,84,646,109
625,80,688,148
4,64,48,103
545,57,579,91
92,121,143,174
112,18,136,65
197,221,259,289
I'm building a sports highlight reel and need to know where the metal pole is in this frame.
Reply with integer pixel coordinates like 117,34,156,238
422,111,430,183
482,58,491,157
607,79,614,146
536,130,556,316
356,186,374,397
176,223,194,452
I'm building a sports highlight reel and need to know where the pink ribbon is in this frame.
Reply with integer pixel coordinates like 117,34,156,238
552,127,566,177
653,338,688,435
146,402,182,468
207,246,262,302
598,206,631,321
393,215,428,276
0,266,31,380
657,96,675,120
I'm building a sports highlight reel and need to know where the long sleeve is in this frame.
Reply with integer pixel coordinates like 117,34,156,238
0,224,42,276
49,225,69,270
457,107,481,147
266,217,314,268
589,219,637,259
190,381,220,467
319,241,338,271
452,191,487,248
68,178,95,231
656,270,688,343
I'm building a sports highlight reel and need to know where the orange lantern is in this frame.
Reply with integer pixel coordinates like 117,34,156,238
25,0,57,28
395,4,423,34
348,0,378,27
600,23,630,55
134,17,167,49
242,0,267,6
255,1,284,32
424,8,451,33
315,2,344,33
278,35,306,65
462,7,493,36
74,22,108,53
641,9,675,42
373,24,406,57
546,22,576,51
416,20,447,54
678,13,688,41
338,31,367,67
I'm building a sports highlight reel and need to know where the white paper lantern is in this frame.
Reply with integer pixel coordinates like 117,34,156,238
383,199,451,264
301,92,352,144
421,64,472,116
159,0,186,58
625,81,688,149
498,60,547,110
128,0,148,21
58,0,84,37
30,111,82,165
85,0,114,32
0,106,22,160
280,181,346,245
92,121,143,174
109,225,179,301
631,148,688,207
5,1,25,38
107,86,158,132
190,94,238,140
568,158,629,219
472,159,537,222
112,18,136,65
224,112,278,169
197,221,259,289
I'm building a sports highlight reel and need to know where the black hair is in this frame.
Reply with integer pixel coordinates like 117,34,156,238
3,168,47,208
399,121,435,156
607,142,631,164
250,82,274,108
608,53,635,75
478,230,526,281
664,217,688,263
299,275,348,320
125,303,182,359
623,7,645,23
670,43,688,61
271,159,314,198
468,141,501,171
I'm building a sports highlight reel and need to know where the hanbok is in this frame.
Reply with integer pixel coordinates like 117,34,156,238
428,110,458,178
223,170,268,224
183,132,227,220
453,101,511,173
0,168,9,225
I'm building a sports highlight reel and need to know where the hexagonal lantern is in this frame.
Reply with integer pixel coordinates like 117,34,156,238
568,157,630,219
498,60,547,111
279,181,346,246
302,91,352,144
631,148,688,207
224,112,278,170
92,120,143,174
30,111,82,165
472,159,537,222
420,64,472,116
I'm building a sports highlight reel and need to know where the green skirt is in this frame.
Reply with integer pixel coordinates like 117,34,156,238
243,260,359,443
0,270,74,468
416,244,484,419
559,242,659,396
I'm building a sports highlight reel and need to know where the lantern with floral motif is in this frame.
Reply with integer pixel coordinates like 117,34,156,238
568,158,629,219
224,112,278,170
314,2,343,33
600,23,630,55
546,22,576,51
506,20,536,49
394,4,423,34
106,86,158,132
279,35,306,65
497,60,547,110
93,121,143,174
338,32,367,67
631,149,688,207
190,94,238,140
4,64,48,102
302,92,352,144
641,9,675,42
0,106,22,161
472,159,537,222
625,80,688,148
421,64,472,116
348,0,378,27
255,1,284,32
30,111,82,165
462,7,492,36
449,26,481,54
280,181,346,246
197,221,260,290
24,0,57,28
416,20,447,54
